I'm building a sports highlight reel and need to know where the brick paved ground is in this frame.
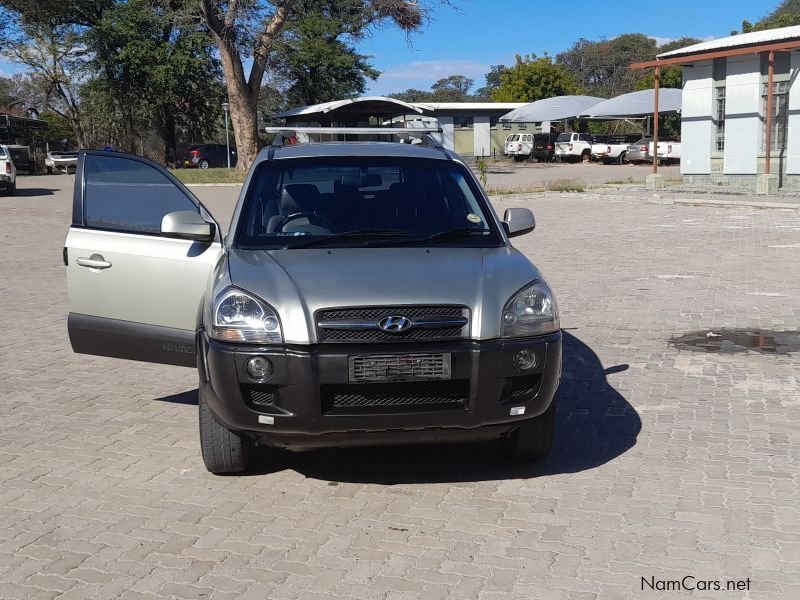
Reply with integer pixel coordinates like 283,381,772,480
1,174,798,599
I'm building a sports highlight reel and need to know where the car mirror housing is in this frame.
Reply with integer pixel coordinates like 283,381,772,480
161,210,216,242
502,208,535,238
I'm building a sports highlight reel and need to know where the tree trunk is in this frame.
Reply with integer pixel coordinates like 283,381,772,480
226,80,260,172
160,110,178,168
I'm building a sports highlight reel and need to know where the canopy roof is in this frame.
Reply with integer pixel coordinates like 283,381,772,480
499,95,606,123
579,88,682,119
277,96,424,119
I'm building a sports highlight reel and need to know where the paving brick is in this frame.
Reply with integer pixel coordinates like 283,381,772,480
0,177,798,599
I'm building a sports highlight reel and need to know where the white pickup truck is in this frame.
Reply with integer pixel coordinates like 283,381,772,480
649,140,681,165
590,135,641,165
505,133,534,160
554,132,595,163
0,145,17,196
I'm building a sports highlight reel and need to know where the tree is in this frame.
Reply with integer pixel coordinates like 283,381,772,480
491,55,581,102
197,0,447,171
557,34,657,98
4,22,89,147
474,64,507,100
87,0,223,165
742,0,800,31
634,37,703,91
274,7,380,108
390,75,475,103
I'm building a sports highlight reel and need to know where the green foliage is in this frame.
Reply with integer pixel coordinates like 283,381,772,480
391,75,476,103
635,38,701,91
556,34,657,98
477,159,488,187
742,0,800,31
474,65,507,100
37,111,75,147
491,55,581,102
86,0,223,162
276,9,380,107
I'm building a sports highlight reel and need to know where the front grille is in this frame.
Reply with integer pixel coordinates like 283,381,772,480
349,353,451,382
322,380,469,414
317,305,469,343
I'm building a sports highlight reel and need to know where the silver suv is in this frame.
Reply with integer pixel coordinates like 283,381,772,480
65,131,561,474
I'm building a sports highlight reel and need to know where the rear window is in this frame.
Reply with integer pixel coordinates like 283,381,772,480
555,133,571,142
235,156,501,249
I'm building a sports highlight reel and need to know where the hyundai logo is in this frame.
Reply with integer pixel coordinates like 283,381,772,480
378,315,413,333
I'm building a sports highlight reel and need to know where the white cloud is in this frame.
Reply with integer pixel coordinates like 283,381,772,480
368,59,491,95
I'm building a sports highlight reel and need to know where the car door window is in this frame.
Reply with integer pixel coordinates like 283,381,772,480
83,154,201,234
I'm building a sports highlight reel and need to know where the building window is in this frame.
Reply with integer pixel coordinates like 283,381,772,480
455,116,473,129
518,122,527,130
489,116,499,129
714,87,726,152
502,122,512,130
762,81,789,152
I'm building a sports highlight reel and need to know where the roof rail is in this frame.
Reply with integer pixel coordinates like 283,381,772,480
265,126,444,151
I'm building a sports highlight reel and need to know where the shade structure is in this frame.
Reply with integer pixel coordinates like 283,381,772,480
499,95,606,122
579,88,682,119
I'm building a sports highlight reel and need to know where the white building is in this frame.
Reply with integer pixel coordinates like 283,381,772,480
643,26,800,192
275,97,528,158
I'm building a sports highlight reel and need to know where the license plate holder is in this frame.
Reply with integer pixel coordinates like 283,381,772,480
348,353,452,383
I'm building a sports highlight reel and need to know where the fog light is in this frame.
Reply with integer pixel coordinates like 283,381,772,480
245,356,272,381
513,349,537,370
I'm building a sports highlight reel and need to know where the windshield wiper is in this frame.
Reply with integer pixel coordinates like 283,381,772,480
282,228,413,249
386,227,491,246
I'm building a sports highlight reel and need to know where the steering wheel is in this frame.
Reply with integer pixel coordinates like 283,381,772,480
276,212,334,233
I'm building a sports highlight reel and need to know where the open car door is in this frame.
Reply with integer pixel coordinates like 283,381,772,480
65,151,223,367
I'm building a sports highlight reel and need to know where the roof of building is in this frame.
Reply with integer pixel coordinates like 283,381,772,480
416,102,526,111
277,96,425,118
276,97,527,119
261,141,452,162
658,25,800,59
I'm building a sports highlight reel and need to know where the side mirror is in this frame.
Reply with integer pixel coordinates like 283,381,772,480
502,208,535,238
161,210,215,242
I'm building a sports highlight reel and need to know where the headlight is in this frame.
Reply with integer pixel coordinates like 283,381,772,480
210,288,282,344
502,281,559,337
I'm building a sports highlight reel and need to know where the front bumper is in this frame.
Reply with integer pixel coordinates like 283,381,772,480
198,331,562,450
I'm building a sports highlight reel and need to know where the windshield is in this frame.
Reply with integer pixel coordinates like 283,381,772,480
235,157,501,249
555,133,571,142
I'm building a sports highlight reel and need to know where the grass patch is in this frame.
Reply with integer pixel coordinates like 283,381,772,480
171,168,244,184
544,179,585,193
604,177,637,185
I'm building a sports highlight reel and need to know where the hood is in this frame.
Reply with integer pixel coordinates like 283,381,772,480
225,246,541,343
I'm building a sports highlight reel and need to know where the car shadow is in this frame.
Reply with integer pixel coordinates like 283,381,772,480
11,188,57,197
160,331,641,482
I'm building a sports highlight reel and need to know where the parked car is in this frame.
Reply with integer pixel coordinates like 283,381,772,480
45,150,79,174
531,132,560,162
506,133,535,161
64,133,562,474
182,143,237,169
5,145,32,174
0,145,17,196
626,137,653,164
591,135,641,165
554,132,595,163
504,134,521,155
649,140,681,165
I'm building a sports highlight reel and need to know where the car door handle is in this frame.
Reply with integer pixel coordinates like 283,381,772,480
77,256,112,269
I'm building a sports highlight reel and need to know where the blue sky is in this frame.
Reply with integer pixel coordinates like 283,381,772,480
359,0,776,95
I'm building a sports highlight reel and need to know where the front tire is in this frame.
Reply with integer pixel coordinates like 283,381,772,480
199,387,253,474
501,398,556,462
618,151,627,165
198,159,210,169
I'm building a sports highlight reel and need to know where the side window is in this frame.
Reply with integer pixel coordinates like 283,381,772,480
83,154,199,234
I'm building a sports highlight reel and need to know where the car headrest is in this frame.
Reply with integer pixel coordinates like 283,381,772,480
281,184,320,213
